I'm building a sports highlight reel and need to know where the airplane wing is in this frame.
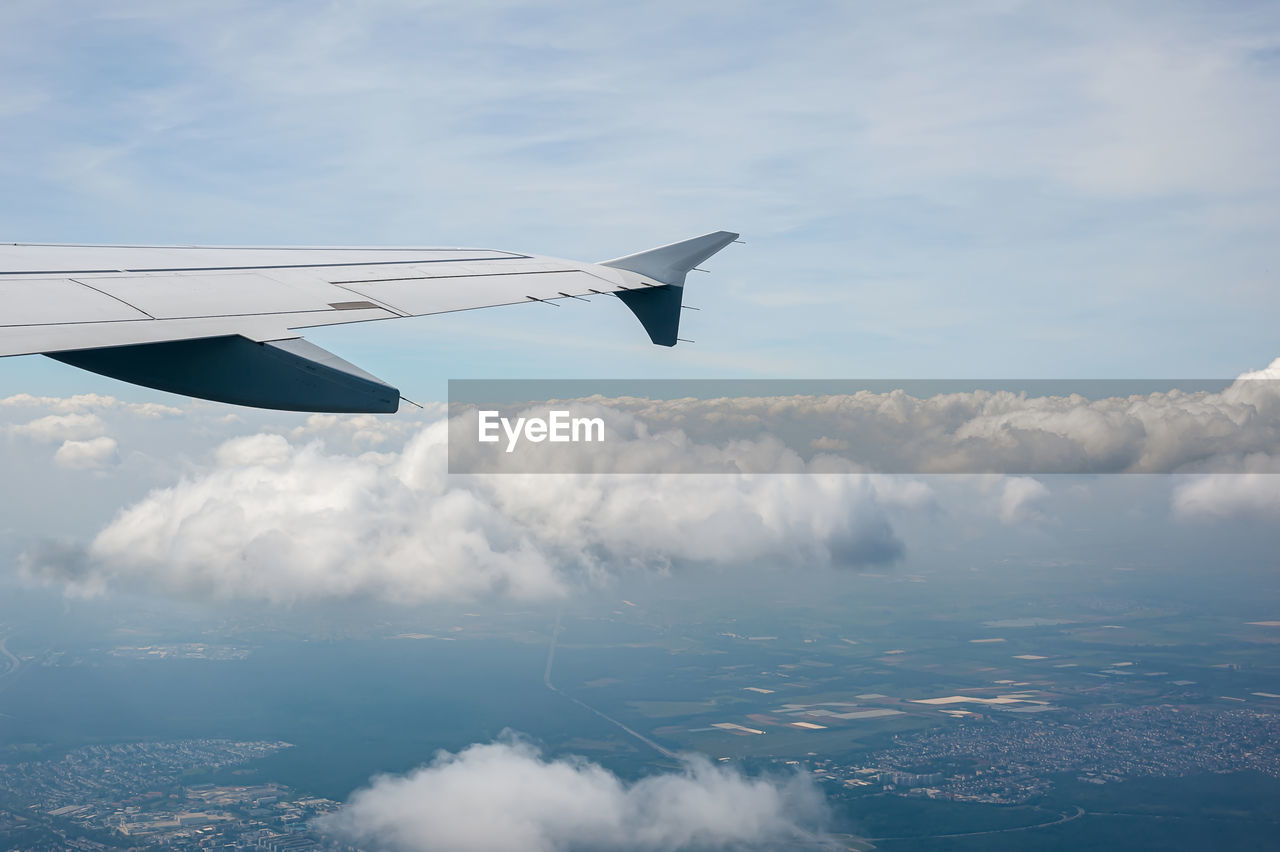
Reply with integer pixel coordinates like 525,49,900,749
0,231,738,413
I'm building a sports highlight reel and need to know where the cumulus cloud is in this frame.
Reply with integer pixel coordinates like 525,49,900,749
998,477,1050,525
0,393,181,418
17,539,99,595
3,393,183,460
290,408,443,449
53,436,118,470
17,416,906,603
2,393,120,412
320,734,829,852
9,413,109,443
25,358,1280,602
1159,362,1280,521
491,362,1280,475
810,436,849,452
86,426,562,603
1172,468,1280,521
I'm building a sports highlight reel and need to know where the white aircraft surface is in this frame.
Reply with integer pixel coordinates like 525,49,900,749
0,231,738,413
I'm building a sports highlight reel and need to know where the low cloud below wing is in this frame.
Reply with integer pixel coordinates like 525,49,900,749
320,735,829,852
22,420,905,603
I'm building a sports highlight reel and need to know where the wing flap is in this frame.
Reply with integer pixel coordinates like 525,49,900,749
340,269,606,315
0,278,150,325
0,309,396,358
72,272,347,319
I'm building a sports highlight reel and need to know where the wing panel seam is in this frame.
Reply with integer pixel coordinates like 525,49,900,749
0,254,532,276
331,268,580,285
0,306,385,328
68,278,157,320
329,285,412,317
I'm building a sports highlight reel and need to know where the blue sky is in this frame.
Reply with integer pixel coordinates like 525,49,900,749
3,0,1280,402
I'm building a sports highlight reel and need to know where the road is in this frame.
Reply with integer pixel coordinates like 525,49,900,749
0,634,20,677
540,616,1088,850
0,633,24,707
854,804,1086,843
543,610,677,760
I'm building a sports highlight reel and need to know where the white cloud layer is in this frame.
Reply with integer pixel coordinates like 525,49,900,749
8,413,108,443
1173,468,1280,521
999,476,1051,525
0,393,181,418
22,419,906,603
53,436,118,470
18,358,1280,600
320,735,829,852
523,362,1280,475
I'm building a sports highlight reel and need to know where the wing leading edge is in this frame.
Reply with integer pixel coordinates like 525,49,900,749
0,231,738,412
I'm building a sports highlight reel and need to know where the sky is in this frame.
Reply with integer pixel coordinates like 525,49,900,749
3,4,1280,849
3,0,1280,397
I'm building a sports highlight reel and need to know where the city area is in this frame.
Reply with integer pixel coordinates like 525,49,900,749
0,740,344,850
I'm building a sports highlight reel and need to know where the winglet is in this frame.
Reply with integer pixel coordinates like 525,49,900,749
600,230,739,288
601,231,738,346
